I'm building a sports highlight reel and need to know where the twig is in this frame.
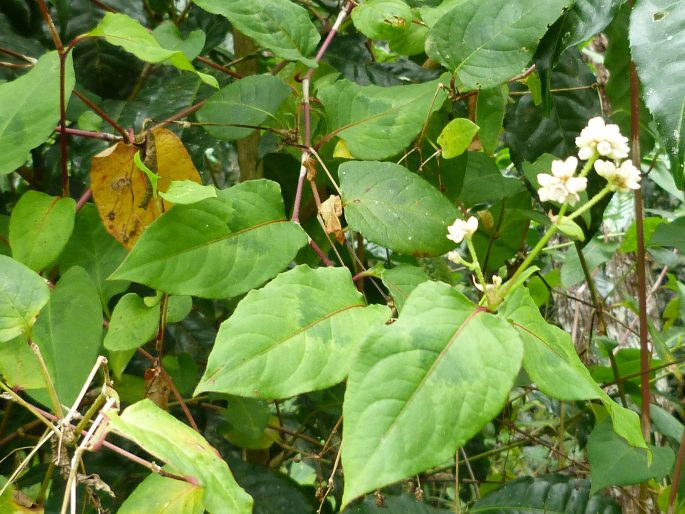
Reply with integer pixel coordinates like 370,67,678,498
73,90,129,140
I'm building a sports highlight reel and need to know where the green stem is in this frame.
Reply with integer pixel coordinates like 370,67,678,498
0,381,58,435
466,239,487,293
73,393,106,436
28,340,63,417
567,185,612,221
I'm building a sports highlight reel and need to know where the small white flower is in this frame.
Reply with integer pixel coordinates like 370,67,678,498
575,116,629,160
475,274,502,293
447,216,478,244
447,250,463,264
537,156,587,205
594,159,641,192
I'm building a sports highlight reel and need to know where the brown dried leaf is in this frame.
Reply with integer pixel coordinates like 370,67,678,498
319,194,345,244
90,128,201,249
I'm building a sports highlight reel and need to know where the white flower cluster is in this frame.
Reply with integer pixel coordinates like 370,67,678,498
537,157,586,205
537,117,641,204
447,216,478,244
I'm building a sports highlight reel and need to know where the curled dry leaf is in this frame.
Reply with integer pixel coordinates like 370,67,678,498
90,128,202,249
319,194,345,244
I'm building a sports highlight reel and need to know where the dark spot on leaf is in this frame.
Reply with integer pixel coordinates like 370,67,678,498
652,11,666,21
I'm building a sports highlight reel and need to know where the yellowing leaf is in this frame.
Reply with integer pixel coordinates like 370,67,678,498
319,195,345,244
90,128,202,249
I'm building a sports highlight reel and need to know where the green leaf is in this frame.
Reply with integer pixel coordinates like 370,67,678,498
106,399,253,514
0,335,44,390
104,293,159,351
85,13,218,88
420,0,468,28
9,191,75,272
192,0,320,66
318,76,447,160
588,417,674,493
561,237,619,287
630,0,685,187
196,74,291,140
476,85,508,154
352,0,413,41
110,180,308,299
370,264,431,312
471,474,620,513
341,281,523,507
158,180,218,204
221,397,274,450
340,161,460,256
33,267,103,407
459,152,524,206
0,255,49,342
0,51,75,174
152,20,206,61
425,0,571,90
500,287,604,401
59,204,129,307
650,216,685,252
118,473,204,514
195,265,390,398
500,287,646,449
437,118,480,159
559,0,627,51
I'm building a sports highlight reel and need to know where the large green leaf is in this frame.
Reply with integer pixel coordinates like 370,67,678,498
368,264,431,312
152,20,206,61
351,0,413,41
195,265,390,399
471,474,620,513
103,293,159,351
193,0,320,66
559,0,627,51
458,152,524,206
0,51,75,174
9,191,75,272
500,287,602,401
318,76,447,160
650,216,685,252
340,161,460,256
33,266,102,408
118,473,204,514
630,0,685,187
341,281,523,507
106,399,253,514
500,287,646,450
58,203,129,306
0,255,49,342
588,418,674,493
85,13,218,88
110,180,308,299
425,0,571,90
196,74,291,140
350,494,452,513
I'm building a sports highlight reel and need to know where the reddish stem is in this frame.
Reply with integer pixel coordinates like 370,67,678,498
309,239,334,267
196,56,242,79
73,90,129,140
55,126,122,142
75,188,92,211
668,428,685,513
150,100,207,132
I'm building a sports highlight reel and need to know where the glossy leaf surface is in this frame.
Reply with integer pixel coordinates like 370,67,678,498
340,161,459,256
196,265,390,398
341,281,523,507
111,180,308,298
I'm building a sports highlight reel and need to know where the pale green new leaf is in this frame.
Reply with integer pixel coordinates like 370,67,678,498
110,180,308,299
340,161,459,256
196,265,390,399
118,473,204,514
425,0,572,90
152,20,206,61
86,13,218,88
318,76,447,160
9,191,75,272
104,293,159,351
193,0,320,66
196,75,291,140
630,0,685,187
106,399,253,514
158,180,217,204
0,255,49,342
0,51,75,174
33,267,102,408
341,281,523,507
437,118,480,158
352,0,413,41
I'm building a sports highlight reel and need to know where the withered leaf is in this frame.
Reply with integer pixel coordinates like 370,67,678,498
319,194,345,244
